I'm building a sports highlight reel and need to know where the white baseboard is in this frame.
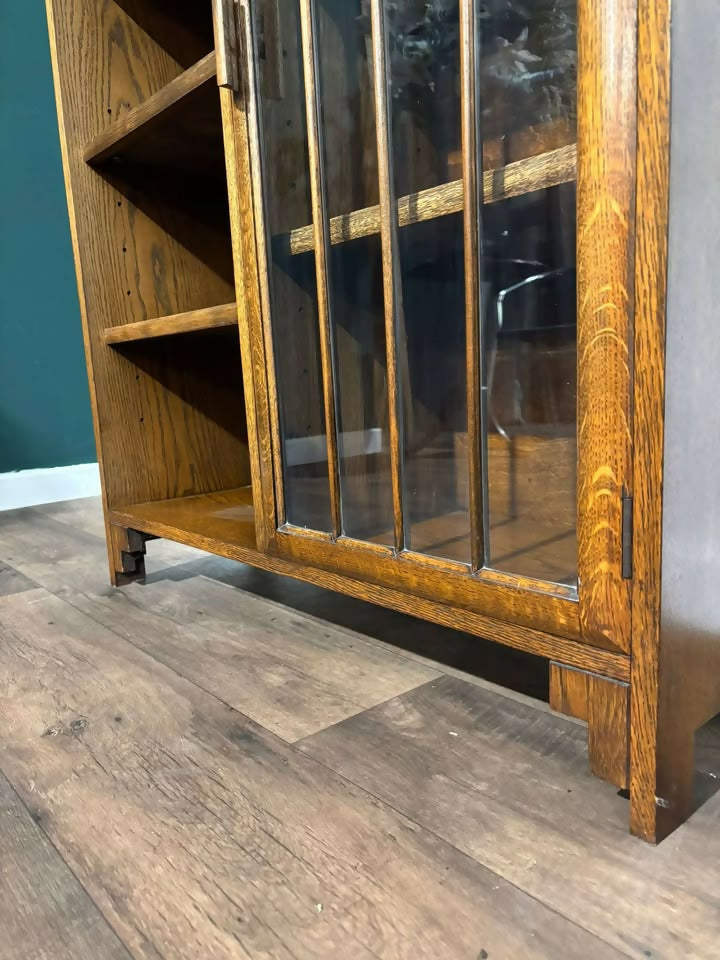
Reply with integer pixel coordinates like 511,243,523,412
0,463,101,512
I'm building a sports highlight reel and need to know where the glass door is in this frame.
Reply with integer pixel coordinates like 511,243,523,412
238,0,633,650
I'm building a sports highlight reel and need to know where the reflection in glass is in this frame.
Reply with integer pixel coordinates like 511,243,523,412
258,0,331,532
480,1,578,585
256,0,579,585
317,1,394,544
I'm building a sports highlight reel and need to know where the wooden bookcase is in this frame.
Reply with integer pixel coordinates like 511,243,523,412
46,0,720,843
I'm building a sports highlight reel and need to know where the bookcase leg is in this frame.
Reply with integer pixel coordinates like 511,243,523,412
549,662,630,790
109,524,147,586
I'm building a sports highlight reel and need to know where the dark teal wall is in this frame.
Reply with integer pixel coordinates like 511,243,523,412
0,1,95,472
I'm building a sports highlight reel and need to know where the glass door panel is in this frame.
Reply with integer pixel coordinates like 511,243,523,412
479,2,577,585
253,0,578,588
259,0,331,532
316,1,395,544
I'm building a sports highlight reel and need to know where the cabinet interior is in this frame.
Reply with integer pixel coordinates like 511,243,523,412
54,0,579,576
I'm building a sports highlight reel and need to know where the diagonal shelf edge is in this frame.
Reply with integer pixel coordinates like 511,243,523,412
84,51,217,164
278,143,577,257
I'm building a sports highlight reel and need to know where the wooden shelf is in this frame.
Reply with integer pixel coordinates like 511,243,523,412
84,52,222,175
110,487,258,558
104,302,238,345
277,144,577,257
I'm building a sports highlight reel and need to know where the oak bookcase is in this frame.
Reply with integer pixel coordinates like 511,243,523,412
47,0,720,841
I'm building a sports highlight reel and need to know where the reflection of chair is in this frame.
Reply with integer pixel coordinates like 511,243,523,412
484,263,576,522
485,264,575,440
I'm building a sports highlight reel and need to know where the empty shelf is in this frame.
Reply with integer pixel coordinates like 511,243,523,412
110,487,258,558
278,144,577,257
84,52,222,175
104,302,238,345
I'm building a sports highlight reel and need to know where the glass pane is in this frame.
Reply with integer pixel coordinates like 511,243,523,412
316,0,394,544
482,1,578,585
387,0,470,563
258,0,331,532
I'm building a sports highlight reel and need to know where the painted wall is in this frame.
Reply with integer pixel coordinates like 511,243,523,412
0,1,95,473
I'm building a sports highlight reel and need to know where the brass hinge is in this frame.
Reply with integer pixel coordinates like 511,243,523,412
621,489,633,580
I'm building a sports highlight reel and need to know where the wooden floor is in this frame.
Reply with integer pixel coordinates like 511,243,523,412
1,499,719,960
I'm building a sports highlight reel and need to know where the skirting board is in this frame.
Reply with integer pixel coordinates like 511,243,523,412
0,463,101,512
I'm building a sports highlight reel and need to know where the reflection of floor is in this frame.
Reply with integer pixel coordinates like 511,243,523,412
282,427,577,586
380,429,577,585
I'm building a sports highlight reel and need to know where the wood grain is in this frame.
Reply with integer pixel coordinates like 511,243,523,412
279,144,577,256
212,0,239,91
369,0,405,551
460,0,486,572
587,673,630,790
236,0,286,528
103,302,238,344
628,0,671,845
549,661,590,721
550,663,629,789
300,675,720,958
45,0,250,588
0,770,133,960
0,561,36,598
219,85,277,552
103,487,628,681
66,573,440,742
299,0,342,539
84,52,217,164
0,590,619,960
112,0,214,67
576,0,637,653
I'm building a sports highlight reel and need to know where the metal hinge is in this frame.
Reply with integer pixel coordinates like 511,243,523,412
621,489,634,580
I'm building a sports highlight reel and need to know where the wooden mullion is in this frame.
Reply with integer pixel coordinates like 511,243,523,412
298,0,343,539
460,0,488,572
369,0,405,553
237,0,286,526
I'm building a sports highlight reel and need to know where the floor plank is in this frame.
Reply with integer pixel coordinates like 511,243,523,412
0,770,132,960
162,554,552,703
65,574,440,741
0,561,36,598
300,675,720,959
0,505,208,590
0,589,620,960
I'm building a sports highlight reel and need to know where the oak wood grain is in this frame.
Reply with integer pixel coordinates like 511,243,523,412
101,488,629,681
0,589,619,960
84,52,217,164
219,85,277,552
0,770,133,960
45,0,250,588
103,301,238,344
549,661,590,722
279,144,577,256
627,0,672,846
576,0,636,653
550,662,630,789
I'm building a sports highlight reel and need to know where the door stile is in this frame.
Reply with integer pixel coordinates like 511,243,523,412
298,0,343,539
368,0,406,553
237,0,286,527
459,0,489,574
576,0,637,652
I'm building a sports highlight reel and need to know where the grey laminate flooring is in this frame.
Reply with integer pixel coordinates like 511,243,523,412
1,498,718,960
